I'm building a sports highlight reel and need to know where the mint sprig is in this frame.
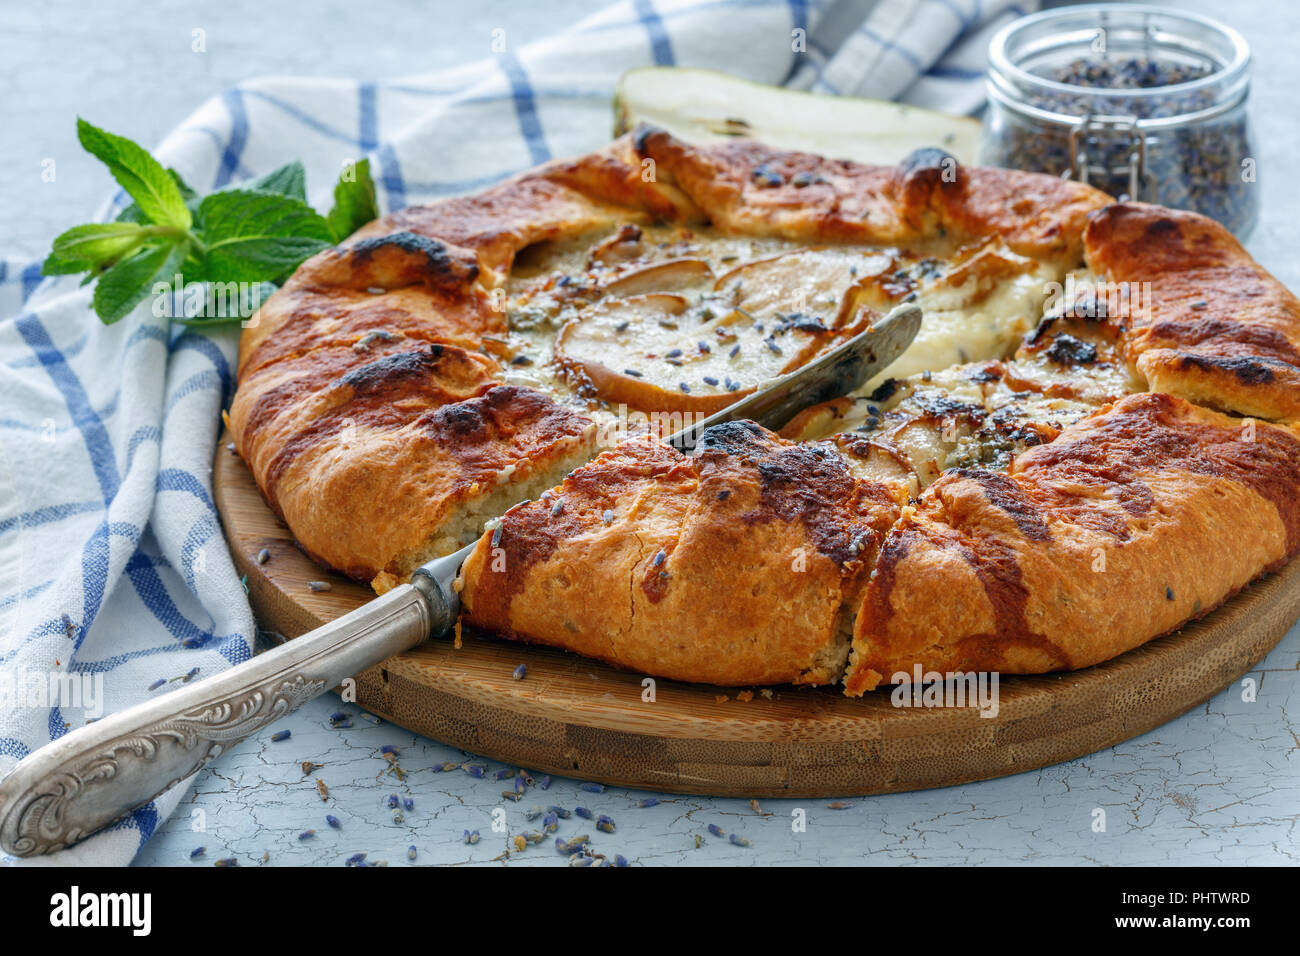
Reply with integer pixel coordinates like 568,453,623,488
44,119,381,324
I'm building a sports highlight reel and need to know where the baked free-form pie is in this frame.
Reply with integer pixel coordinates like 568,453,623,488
229,126,1300,695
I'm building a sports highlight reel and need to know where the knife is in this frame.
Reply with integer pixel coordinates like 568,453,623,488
0,303,920,856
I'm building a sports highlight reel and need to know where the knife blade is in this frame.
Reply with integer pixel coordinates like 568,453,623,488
0,302,922,856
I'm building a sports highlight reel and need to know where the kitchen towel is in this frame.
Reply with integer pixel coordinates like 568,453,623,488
0,0,1035,865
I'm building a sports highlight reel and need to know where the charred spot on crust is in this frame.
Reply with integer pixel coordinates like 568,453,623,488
1148,317,1300,366
868,378,901,403
950,469,1048,541
694,420,771,458
1145,217,1179,238
341,344,448,392
695,424,885,567
348,231,479,289
1175,352,1280,385
632,122,665,157
899,147,960,183
1045,333,1098,366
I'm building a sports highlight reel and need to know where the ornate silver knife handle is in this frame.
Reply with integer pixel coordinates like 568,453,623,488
0,550,465,858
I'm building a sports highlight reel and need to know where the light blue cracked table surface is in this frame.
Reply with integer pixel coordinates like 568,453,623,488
8,0,1297,866
133,626,1300,866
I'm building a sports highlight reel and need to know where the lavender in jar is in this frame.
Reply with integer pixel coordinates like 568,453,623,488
982,6,1258,238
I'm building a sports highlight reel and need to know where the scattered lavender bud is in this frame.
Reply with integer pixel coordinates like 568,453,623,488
501,790,522,802
637,798,659,808
148,679,165,691
403,797,414,812
298,830,316,840
255,548,271,565
494,768,516,781
512,664,527,681
346,853,367,867
379,745,398,755
463,763,486,779
548,805,571,819
214,858,238,868
407,845,418,861
575,807,594,820
729,833,751,848
326,815,341,829
612,854,629,867
542,812,559,834
538,776,551,790
580,782,605,794
708,824,725,838
270,730,291,743
190,846,205,859
596,815,615,833
464,830,480,845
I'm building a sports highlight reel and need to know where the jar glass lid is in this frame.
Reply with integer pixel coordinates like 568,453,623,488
987,3,1251,130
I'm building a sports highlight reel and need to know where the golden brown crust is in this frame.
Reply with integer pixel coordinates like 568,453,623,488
459,423,901,686
631,126,1110,259
844,393,1300,694
1084,202,1300,422
272,384,595,581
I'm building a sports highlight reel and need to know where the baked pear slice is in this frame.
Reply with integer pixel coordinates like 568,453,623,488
554,247,890,413
554,292,836,414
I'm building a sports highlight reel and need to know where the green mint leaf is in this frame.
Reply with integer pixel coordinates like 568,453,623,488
195,189,332,282
91,242,186,324
172,280,279,326
116,168,199,224
42,222,149,276
77,118,192,230
326,158,379,243
241,161,308,201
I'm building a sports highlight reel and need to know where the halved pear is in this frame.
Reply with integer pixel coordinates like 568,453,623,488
613,67,980,166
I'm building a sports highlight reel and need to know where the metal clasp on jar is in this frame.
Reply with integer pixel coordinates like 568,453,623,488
1067,114,1152,201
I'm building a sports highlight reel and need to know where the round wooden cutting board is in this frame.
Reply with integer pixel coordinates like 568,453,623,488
213,435,1300,798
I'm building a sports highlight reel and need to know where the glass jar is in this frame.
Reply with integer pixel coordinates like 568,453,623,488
980,3,1258,238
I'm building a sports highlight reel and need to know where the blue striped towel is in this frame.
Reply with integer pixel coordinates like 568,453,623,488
0,0,1035,865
